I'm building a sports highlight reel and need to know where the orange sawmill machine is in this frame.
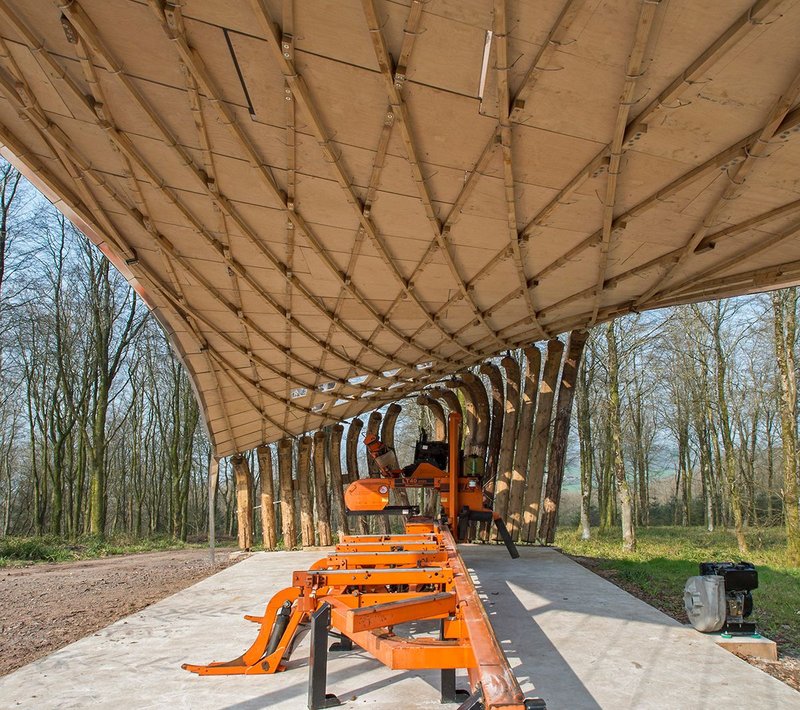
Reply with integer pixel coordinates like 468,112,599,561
183,412,545,710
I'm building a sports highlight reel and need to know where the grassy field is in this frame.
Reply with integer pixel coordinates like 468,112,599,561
555,526,800,655
0,535,213,566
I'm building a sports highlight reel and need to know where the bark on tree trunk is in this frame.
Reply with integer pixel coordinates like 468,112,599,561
232,454,254,550
507,347,540,540
312,431,333,546
277,438,297,548
772,289,800,565
297,436,315,546
257,444,277,549
540,330,588,544
606,321,635,552
521,339,564,543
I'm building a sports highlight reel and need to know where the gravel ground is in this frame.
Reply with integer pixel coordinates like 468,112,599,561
0,548,239,676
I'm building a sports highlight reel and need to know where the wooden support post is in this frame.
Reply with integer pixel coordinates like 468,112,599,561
364,411,383,476
417,394,447,440
297,435,316,546
431,387,463,447
277,438,297,548
346,418,367,534
540,330,589,544
494,356,521,523
521,338,564,543
313,430,333,546
208,454,219,565
447,378,477,454
364,411,388,533
507,347,541,540
462,373,490,461
345,418,363,484
232,453,254,550
479,363,505,497
382,404,407,527
257,444,277,550
328,424,349,537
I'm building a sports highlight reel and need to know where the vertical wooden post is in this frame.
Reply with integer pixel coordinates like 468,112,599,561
520,338,564,543
431,387,463,450
313,430,333,546
208,454,219,565
479,363,505,493
507,347,541,539
462,373,490,461
232,453,254,550
297,436,315,546
328,424,349,537
447,379,477,454
346,418,366,533
381,403,406,527
494,357,521,523
257,444,277,549
417,394,446,440
277,438,296,548
364,411,383,475
345,418,363,483
364,411,388,533
540,330,589,543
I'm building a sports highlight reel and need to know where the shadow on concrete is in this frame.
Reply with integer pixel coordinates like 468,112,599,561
468,563,603,709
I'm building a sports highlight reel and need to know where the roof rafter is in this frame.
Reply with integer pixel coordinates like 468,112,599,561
360,0,513,348
50,0,439,378
249,0,480,358
143,1,456,367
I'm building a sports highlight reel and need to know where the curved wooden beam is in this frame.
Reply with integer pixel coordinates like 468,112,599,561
495,356,521,523
507,346,541,539
328,424,349,537
416,395,447,441
521,339,564,543
313,430,333,546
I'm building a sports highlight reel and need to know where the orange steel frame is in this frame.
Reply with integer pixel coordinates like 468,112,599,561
183,413,542,710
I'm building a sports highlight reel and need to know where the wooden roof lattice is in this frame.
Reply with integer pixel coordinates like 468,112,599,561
1,0,800,455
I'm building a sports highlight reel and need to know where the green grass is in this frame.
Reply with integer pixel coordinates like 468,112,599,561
0,534,201,567
555,526,800,655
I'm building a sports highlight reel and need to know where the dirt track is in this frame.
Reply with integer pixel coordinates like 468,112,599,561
0,549,237,676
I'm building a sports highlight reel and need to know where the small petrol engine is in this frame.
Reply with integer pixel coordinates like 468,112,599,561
684,561,758,634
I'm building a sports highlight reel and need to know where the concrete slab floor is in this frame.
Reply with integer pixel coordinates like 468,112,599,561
1,546,797,710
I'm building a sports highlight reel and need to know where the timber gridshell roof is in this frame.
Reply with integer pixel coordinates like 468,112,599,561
1,0,800,454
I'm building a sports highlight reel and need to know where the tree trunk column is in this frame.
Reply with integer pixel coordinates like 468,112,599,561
312,431,333,546
256,444,277,549
495,357,521,524
277,438,296,548
328,424,349,537
231,453,254,550
521,338,564,543
507,347,540,540
540,330,588,544
297,436,316,546
365,411,389,533
417,394,446,440
346,418,366,533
